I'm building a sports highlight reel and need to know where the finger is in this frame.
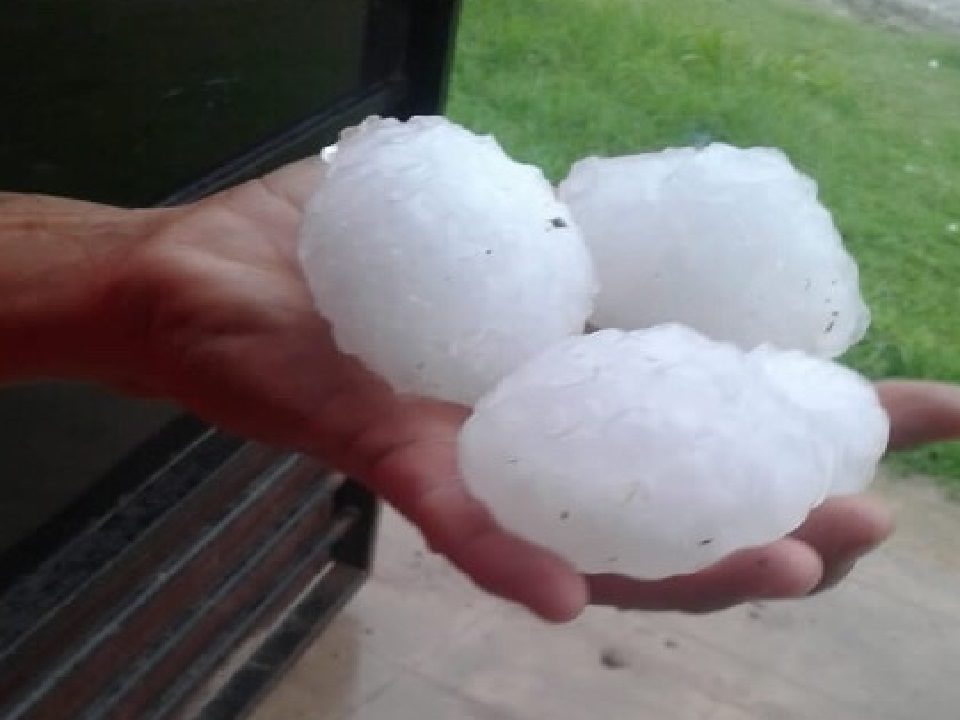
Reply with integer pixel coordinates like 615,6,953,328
260,157,325,209
369,440,589,622
876,380,960,451
587,537,823,613
341,396,471,478
790,495,893,593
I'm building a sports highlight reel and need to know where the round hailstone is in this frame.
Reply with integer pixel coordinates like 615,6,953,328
299,116,597,405
751,348,890,496
556,144,870,358
458,325,888,579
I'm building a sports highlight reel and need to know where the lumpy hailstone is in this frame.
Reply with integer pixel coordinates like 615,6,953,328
459,325,889,579
299,116,597,405
557,144,870,358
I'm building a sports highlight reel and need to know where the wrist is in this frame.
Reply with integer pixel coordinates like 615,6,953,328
0,194,180,386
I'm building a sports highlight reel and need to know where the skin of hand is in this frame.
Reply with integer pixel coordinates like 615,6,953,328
3,159,958,621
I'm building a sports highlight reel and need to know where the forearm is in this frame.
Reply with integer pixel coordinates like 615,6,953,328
0,193,172,383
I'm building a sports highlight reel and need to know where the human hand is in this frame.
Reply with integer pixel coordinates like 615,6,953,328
99,159,953,620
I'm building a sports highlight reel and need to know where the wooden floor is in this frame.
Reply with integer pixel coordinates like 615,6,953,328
252,474,960,720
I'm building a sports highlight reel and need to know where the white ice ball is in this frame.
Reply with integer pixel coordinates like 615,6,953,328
299,116,597,405
557,144,870,358
752,347,890,496
458,325,888,579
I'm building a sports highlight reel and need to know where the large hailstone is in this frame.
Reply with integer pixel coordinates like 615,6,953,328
458,325,888,579
298,116,597,405
557,144,870,358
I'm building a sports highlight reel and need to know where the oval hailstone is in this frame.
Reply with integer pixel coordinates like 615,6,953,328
299,116,597,405
557,144,870,358
458,325,888,579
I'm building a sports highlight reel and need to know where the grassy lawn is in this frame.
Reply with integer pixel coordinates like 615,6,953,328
448,0,960,484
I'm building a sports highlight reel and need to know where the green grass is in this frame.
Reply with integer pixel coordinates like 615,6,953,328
448,0,960,484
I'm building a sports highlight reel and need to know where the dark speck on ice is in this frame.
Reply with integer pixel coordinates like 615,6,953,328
549,217,568,229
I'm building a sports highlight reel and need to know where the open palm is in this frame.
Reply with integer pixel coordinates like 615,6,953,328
105,158,941,621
